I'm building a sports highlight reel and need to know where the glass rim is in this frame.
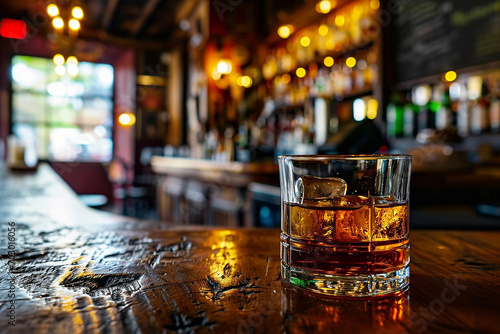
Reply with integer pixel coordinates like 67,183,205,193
278,154,412,161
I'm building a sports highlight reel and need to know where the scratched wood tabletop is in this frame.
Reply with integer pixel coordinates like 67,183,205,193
0,164,499,333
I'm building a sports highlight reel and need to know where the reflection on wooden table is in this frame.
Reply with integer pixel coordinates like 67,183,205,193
0,164,499,333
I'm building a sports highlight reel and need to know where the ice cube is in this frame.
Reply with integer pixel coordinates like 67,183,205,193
295,175,347,204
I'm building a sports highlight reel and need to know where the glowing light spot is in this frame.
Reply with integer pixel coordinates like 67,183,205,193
52,17,64,29
69,19,80,31
211,69,221,80
353,98,366,121
444,70,457,82
282,73,291,84
53,54,65,66
346,57,356,68
324,56,334,67
296,67,306,78
300,36,311,47
66,56,78,66
216,59,232,75
72,6,84,20
118,113,136,126
67,65,79,76
318,24,329,36
316,0,334,14
335,15,345,27
370,0,380,9
367,98,378,119
277,25,293,39
47,4,59,17
55,65,66,75
237,75,253,88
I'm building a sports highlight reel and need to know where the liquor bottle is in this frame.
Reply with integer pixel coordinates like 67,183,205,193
489,81,500,133
386,93,404,137
436,88,452,130
470,83,490,135
404,96,419,138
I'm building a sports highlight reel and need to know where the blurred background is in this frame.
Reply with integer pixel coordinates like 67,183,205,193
1,0,499,228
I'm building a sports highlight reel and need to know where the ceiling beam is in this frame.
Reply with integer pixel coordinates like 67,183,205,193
79,27,171,50
101,0,120,30
131,0,163,37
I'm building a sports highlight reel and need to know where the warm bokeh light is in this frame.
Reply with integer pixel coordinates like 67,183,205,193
52,17,64,29
323,56,334,67
72,6,84,20
216,59,232,74
273,76,282,86
53,54,65,66
55,65,66,75
277,25,293,39
69,18,80,31
118,113,136,126
444,70,457,82
296,67,306,78
370,0,380,9
335,15,345,27
67,65,78,76
237,75,253,88
66,56,78,66
346,56,356,68
300,36,311,47
367,98,378,119
282,73,291,84
316,0,333,14
318,24,329,36
211,68,221,80
47,4,59,17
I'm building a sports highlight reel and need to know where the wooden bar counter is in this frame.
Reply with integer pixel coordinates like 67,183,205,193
1,164,500,333
150,157,280,226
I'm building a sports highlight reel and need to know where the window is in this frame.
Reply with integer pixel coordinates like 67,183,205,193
11,55,114,162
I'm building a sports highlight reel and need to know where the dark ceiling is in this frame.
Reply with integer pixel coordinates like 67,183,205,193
0,0,183,48
0,0,318,48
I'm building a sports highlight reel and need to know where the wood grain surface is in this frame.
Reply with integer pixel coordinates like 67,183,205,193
1,164,499,333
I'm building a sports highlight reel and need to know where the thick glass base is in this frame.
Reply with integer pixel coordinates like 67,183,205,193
281,263,410,298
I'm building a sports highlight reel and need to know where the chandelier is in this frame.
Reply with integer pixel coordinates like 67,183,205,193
46,1,84,76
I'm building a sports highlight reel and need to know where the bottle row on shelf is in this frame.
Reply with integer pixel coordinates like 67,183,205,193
268,46,378,106
387,70,500,139
264,0,379,78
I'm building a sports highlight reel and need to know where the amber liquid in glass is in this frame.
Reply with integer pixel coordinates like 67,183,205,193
281,196,409,276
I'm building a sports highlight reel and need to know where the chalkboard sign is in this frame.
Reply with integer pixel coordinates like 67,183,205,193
393,0,500,83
